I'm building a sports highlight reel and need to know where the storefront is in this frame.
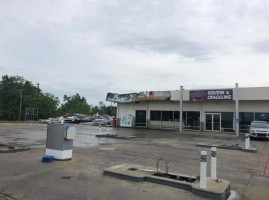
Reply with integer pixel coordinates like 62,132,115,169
106,87,269,132
149,110,200,130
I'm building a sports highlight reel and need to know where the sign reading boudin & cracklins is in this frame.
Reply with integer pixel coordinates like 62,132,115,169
190,89,233,101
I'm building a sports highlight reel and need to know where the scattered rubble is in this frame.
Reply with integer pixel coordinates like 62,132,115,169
196,143,257,153
0,144,31,153
95,134,136,139
39,113,114,126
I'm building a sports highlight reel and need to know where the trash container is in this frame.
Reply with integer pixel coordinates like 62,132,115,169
112,117,116,127
45,123,76,160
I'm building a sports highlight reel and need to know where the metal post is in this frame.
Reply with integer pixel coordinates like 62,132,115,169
211,147,217,180
36,83,40,107
180,86,183,132
235,83,239,136
245,134,250,149
19,89,23,121
200,151,207,189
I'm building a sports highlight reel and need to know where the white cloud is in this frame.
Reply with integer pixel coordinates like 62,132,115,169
0,0,269,105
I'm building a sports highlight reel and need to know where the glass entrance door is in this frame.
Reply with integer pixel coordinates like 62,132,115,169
205,113,221,131
135,110,147,127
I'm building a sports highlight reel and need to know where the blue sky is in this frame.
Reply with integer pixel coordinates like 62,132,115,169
1,0,269,105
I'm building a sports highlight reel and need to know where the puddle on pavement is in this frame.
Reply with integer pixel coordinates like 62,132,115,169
73,126,131,148
1,125,132,149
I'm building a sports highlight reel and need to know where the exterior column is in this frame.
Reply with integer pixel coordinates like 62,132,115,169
180,86,183,132
235,83,239,137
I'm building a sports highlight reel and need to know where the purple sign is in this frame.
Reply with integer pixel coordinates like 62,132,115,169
190,89,233,101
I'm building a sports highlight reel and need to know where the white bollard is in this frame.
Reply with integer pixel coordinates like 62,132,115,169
61,118,64,124
211,147,217,180
200,151,207,189
245,134,250,149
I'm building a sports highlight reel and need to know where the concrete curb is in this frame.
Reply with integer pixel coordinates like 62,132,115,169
103,170,145,182
145,175,192,190
192,183,231,200
196,143,257,153
103,164,230,200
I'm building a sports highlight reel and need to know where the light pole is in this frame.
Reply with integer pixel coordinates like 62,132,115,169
19,89,23,121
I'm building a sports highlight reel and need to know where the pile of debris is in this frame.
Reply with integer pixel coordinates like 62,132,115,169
39,113,114,126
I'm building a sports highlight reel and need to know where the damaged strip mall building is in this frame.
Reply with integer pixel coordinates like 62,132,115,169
106,86,269,132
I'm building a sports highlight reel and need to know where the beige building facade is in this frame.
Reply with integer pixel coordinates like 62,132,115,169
107,87,269,132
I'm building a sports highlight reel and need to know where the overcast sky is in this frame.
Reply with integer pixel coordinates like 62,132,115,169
1,0,269,105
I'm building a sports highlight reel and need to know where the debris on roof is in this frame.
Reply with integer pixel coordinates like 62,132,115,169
106,91,171,103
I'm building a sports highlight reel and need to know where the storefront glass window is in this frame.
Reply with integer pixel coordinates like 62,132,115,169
221,112,234,132
150,111,161,121
149,110,200,130
174,111,179,122
173,111,187,122
255,113,269,122
239,112,254,132
185,111,200,130
162,111,173,121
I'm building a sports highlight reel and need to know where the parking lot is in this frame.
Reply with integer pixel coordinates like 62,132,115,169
0,123,268,200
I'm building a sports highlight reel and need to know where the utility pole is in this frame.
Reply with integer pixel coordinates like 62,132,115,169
19,89,23,121
36,83,40,107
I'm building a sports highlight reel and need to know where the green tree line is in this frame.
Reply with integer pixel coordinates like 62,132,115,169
0,75,116,121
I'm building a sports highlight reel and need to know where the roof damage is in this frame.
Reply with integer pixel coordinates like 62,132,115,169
106,91,171,103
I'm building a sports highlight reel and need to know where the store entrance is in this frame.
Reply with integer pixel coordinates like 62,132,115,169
205,113,221,131
135,110,147,127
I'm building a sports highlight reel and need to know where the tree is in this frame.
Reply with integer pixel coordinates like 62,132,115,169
107,105,117,116
89,101,117,116
39,93,59,119
0,75,25,120
59,93,91,115
0,75,115,120
98,101,107,115
0,75,59,120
